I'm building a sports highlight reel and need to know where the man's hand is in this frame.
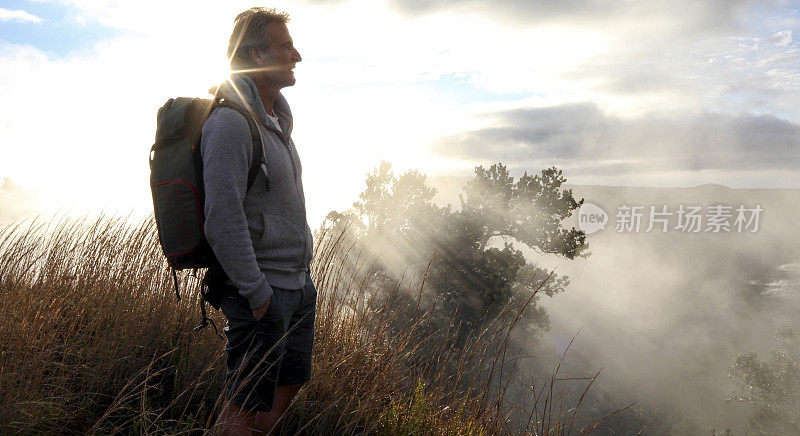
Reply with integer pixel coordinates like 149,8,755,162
252,298,270,321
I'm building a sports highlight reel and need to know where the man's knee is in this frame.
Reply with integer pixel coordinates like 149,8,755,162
274,382,304,403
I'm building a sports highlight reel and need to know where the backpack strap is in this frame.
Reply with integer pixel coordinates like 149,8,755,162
213,99,267,191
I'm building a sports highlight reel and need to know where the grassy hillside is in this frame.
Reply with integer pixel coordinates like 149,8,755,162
0,216,604,435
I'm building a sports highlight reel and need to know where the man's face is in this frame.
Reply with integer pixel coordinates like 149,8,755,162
251,22,302,89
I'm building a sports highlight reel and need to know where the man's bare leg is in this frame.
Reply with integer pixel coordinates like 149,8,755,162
252,383,304,435
216,401,256,436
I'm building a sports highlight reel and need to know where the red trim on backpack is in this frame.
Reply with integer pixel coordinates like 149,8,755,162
167,249,195,258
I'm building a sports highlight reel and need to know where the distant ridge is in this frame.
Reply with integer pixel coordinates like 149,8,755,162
427,176,799,213
693,183,730,190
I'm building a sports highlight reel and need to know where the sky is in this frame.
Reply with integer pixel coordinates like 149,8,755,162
1,0,799,226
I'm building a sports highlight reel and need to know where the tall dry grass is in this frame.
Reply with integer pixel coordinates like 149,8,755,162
0,215,610,435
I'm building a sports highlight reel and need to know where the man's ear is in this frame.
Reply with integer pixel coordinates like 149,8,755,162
248,46,263,66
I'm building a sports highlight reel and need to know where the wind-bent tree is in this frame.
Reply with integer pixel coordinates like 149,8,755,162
324,161,586,343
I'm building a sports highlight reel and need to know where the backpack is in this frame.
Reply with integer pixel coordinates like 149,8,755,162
149,96,265,335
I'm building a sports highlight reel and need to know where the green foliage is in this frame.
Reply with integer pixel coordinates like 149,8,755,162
377,379,486,436
326,161,586,342
461,164,586,259
728,326,800,435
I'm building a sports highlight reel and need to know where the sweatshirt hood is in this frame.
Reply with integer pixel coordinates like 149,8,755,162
213,73,293,136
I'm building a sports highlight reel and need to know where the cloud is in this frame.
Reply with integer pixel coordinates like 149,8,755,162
430,102,800,176
0,26,236,218
0,8,42,23
0,178,39,225
1,0,800,225
384,0,755,30
12,0,800,120
770,30,792,47
344,0,800,121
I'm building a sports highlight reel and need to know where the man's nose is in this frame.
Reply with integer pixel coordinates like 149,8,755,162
292,47,302,62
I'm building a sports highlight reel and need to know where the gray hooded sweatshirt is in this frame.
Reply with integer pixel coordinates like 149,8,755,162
200,73,313,309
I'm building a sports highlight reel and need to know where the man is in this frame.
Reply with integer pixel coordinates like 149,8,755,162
201,7,315,435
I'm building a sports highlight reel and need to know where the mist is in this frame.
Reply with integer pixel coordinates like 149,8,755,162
532,184,800,432
336,168,800,433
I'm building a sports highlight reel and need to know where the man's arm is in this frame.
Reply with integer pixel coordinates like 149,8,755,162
201,108,271,312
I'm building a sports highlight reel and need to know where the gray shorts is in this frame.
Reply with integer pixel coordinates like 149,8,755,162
218,272,317,412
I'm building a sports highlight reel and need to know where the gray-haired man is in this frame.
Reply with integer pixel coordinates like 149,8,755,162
201,7,315,435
